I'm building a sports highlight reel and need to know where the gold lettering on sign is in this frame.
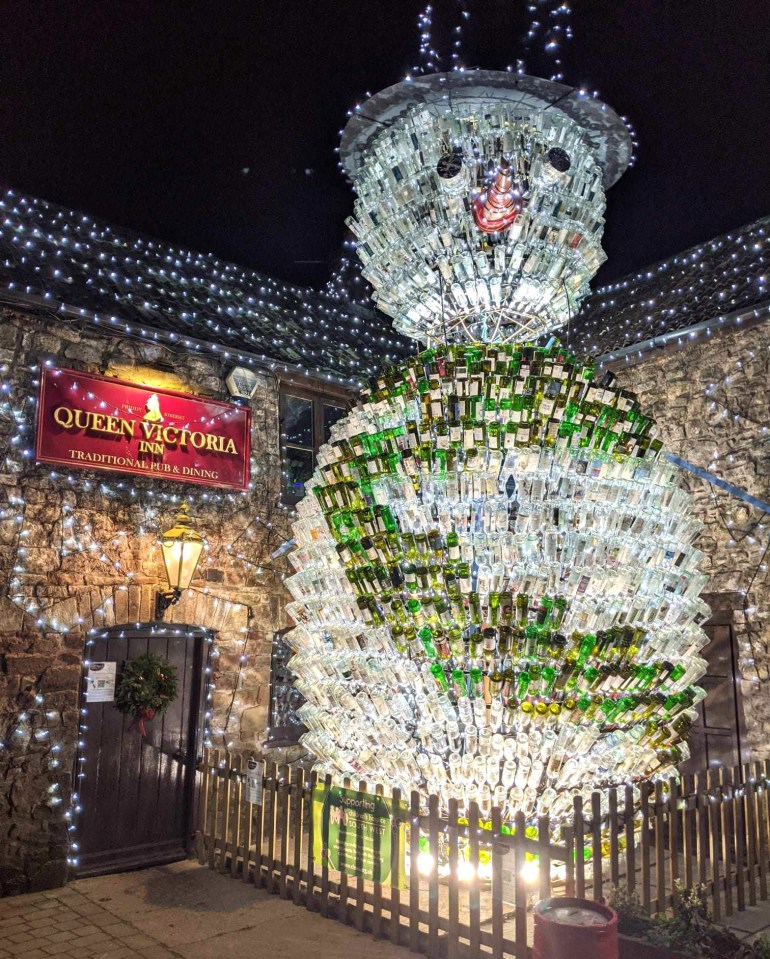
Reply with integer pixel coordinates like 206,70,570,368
67,448,220,480
52,405,238,455
138,441,164,456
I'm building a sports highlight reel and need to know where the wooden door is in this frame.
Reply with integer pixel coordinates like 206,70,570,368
682,595,748,774
77,623,209,876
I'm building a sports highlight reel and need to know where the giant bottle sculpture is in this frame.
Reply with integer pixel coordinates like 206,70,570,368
284,73,708,821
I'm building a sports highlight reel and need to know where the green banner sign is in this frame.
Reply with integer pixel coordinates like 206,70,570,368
312,785,408,888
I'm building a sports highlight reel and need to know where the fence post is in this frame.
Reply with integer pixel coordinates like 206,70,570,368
695,771,709,893
639,780,651,914
292,767,305,905
491,806,505,959
264,760,278,893
408,789,421,953
513,810,528,959
654,780,666,913
305,770,318,912
240,757,255,885
427,792,440,958
538,813,551,903
447,797,460,959
319,773,332,918
252,758,266,889
744,768,758,907
196,747,211,864
371,782,384,939
564,823,575,898
720,767,735,917
758,761,770,901
734,765,747,913
390,786,403,947
573,795,585,900
354,779,367,932
207,748,222,871
668,776,680,891
219,751,234,875
752,762,768,901
468,799,482,958
682,773,695,892
591,791,603,903
708,769,722,921
279,765,292,899
608,787,620,890
230,755,243,880
624,783,636,895
339,776,350,920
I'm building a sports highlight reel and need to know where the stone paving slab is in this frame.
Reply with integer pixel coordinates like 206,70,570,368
718,901,770,944
0,861,414,959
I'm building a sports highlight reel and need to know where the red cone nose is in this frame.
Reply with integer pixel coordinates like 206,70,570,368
473,161,521,234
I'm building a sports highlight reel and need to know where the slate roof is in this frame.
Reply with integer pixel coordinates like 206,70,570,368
0,188,767,380
570,215,770,358
0,189,413,387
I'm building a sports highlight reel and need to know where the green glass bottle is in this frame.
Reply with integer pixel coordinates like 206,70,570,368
516,593,530,625
451,667,467,697
430,661,449,691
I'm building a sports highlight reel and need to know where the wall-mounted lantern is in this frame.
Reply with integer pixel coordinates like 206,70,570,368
155,503,205,619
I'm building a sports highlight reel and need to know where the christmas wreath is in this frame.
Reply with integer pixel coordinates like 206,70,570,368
115,652,178,736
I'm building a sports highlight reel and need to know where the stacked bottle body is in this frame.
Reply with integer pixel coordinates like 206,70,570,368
285,342,709,821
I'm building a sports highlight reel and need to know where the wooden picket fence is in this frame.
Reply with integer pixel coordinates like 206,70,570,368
195,749,770,958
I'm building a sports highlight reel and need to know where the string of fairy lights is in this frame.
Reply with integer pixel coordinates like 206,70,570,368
0,1,767,858
413,0,573,80
579,219,769,358
0,357,294,869
0,272,768,865
0,190,413,389
517,0,573,82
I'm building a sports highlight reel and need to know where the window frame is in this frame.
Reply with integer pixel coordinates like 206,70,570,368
264,628,307,749
278,378,351,505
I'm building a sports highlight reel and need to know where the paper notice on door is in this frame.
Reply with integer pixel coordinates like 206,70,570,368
86,662,117,703
245,759,263,805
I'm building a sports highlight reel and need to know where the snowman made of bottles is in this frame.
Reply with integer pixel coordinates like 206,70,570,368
285,72,709,825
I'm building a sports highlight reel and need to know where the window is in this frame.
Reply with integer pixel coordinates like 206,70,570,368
280,386,348,504
265,630,307,748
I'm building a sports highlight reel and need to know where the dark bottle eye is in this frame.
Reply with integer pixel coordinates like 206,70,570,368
437,151,464,179
547,147,571,173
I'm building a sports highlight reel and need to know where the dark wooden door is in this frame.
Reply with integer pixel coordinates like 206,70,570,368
681,595,748,775
77,623,209,876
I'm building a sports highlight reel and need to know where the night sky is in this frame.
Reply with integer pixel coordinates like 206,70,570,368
1,1,768,291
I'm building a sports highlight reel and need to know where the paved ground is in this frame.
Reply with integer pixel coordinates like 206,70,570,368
0,860,415,959
721,900,770,945
4,859,770,957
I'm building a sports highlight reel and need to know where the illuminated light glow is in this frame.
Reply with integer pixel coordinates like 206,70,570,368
284,72,713,825
417,851,436,875
520,859,540,885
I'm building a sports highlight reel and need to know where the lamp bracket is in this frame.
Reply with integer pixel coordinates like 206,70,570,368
155,588,182,620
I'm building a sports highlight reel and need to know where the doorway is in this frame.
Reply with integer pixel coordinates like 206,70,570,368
76,622,211,876
681,592,749,775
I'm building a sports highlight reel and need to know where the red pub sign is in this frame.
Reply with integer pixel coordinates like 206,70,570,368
36,367,251,490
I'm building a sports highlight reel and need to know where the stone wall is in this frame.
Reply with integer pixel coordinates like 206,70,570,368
0,307,302,894
610,318,770,759
2,301,768,895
